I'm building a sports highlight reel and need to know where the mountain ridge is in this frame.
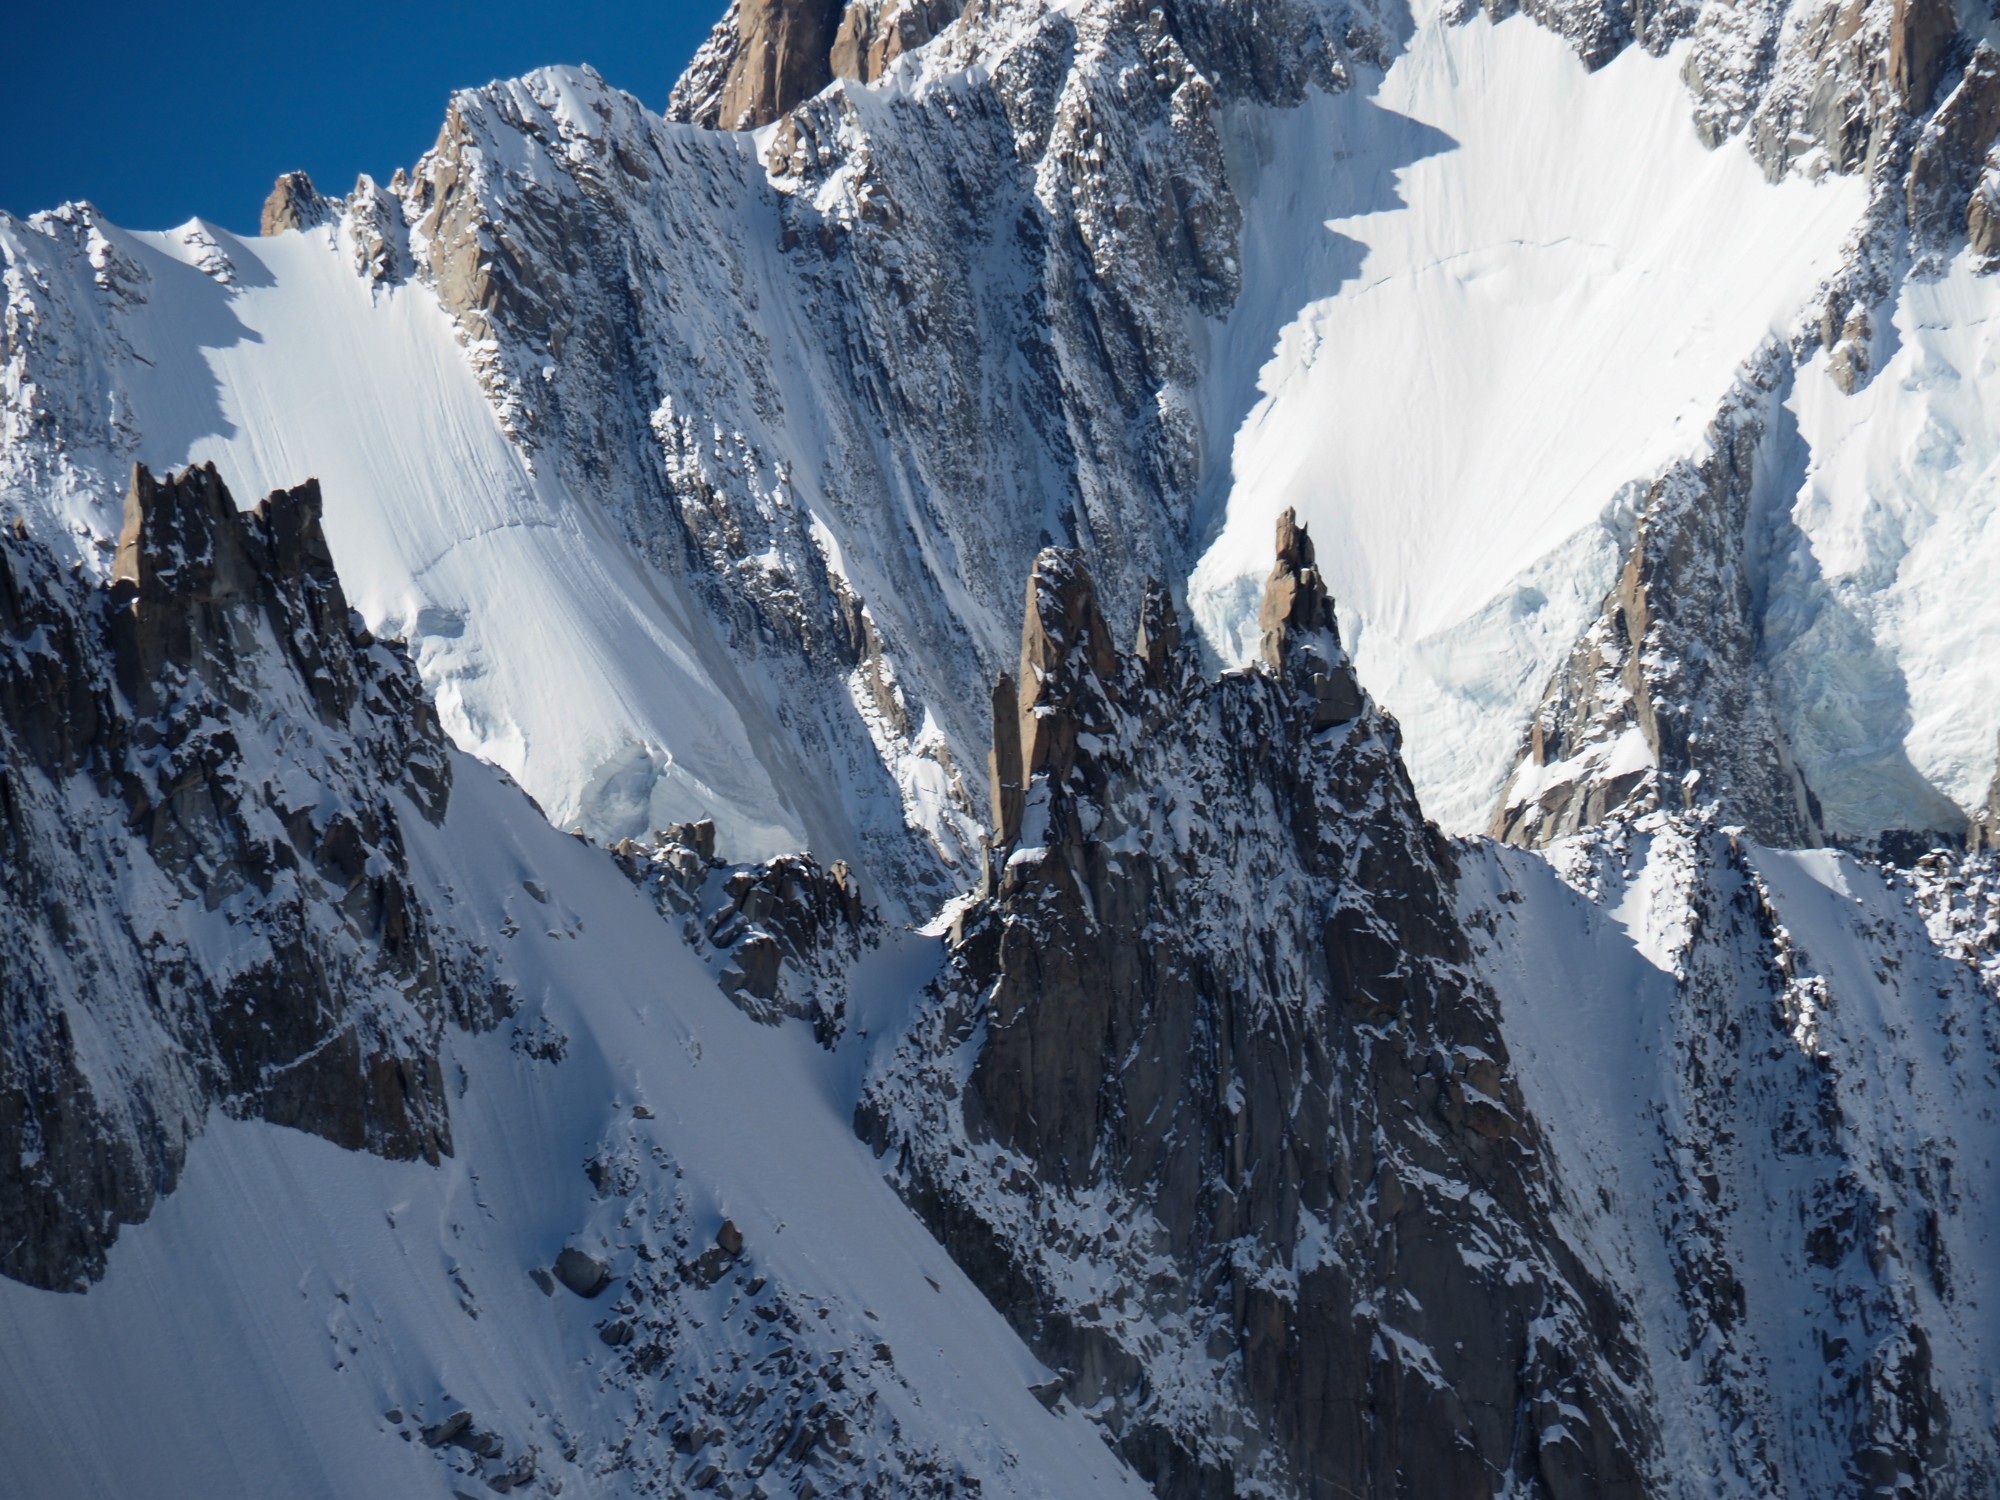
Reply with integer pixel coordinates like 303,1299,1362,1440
4,0,2000,1493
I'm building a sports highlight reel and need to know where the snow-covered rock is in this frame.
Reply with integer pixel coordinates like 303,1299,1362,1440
7,0,2000,1493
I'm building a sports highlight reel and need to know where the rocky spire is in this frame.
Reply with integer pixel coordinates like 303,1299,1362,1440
986,670,1023,848
669,0,966,129
1257,508,1364,730
1133,576,1181,681
869,514,1647,1500
259,170,331,236
1,466,477,1290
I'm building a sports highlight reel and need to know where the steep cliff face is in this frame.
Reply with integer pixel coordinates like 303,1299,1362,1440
669,0,969,129
358,0,1383,891
15,0,1993,869
0,469,1169,1500
6,0,2000,1492
862,519,1648,1499
1976,743,2000,850
0,463,487,1291
1493,349,1825,851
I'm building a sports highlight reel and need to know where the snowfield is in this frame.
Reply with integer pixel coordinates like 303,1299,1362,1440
5,0,2000,1487
1778,250,2000,838
1190,13,1867,832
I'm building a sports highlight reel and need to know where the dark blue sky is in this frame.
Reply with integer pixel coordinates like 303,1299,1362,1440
3,1,723,233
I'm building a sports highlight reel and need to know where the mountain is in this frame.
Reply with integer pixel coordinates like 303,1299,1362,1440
3,0,1999,1494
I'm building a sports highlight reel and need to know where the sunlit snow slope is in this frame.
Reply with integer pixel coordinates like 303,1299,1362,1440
1191,13,1866,831
35,218,809,862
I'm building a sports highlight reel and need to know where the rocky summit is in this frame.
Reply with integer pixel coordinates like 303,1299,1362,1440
4,0,2000,1495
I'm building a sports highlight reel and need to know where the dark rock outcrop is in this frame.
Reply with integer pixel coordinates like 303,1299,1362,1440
554,1246,612,1297
615,823,874,1042
1974,736,2000,851
864,527,1649,1498
1256,509,1365,730
0,464,491,1291
1967,158,2000,259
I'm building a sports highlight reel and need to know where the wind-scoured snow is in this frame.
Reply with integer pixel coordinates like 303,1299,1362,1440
1190,12,1866,832
1775,250,2000,837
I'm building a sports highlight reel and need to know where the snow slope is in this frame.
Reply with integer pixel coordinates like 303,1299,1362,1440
1774,250,2000,837
0,755,1143,1498
1467,823,2000,1493
106,220,808,861
0,4,1890,876
1190,13,1866,831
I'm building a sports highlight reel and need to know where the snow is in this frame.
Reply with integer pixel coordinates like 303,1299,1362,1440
48,215,808,862
1190,13,1866,832
1503,722,1656,808
1472,825,2000,1494
1775,249,2000,835
0,756,1146,1498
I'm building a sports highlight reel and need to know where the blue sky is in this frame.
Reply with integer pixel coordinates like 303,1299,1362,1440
2,1,722,232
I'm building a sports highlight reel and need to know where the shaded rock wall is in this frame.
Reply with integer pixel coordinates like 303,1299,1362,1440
863,519,1650,1499
1474,821,2000,1494
364,0,1383,897
1974,739,2000,851
0,464,493,1290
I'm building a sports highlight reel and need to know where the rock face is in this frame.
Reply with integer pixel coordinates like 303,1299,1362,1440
864,526,1648,1499
830,0,963,84
673,0,848,131
259,170,332,235
1255,510,1365,730
0,463,491,1290
349,0,1377,901
1889,0,1955,113
1493,350,1823,850
1974,739,2000,851
670,0,969,129
1907,44,2000,264
1467,820,2000,1497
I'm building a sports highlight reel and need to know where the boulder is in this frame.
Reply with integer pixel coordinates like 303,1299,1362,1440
421,1408,472,1447
552,1246,611,1298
